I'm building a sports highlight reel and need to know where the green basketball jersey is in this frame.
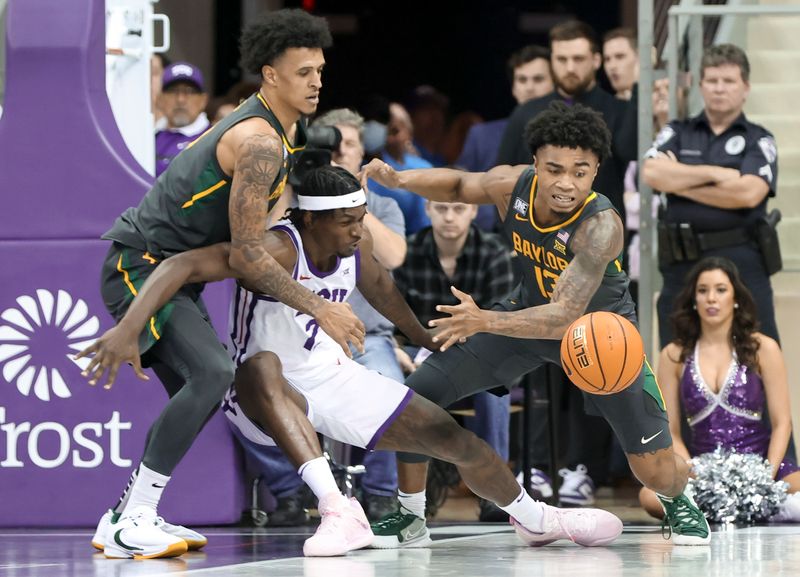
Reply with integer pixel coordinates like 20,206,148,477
502,167,636,319
104,92,306,257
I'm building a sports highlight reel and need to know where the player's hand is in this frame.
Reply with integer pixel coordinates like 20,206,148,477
74,323,148,390
358,158,401,190
428,286,485,352
314,301,365,358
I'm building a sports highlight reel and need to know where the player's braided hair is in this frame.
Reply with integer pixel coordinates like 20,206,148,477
288,165,362,229
240,8,332,75
524,101,612,163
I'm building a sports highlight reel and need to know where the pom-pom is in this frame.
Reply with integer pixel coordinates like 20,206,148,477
688,446,787,524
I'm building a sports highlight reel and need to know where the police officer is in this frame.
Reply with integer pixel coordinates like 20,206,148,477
643,43,780,346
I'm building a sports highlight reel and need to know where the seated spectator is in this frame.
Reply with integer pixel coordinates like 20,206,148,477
639,257,800,521
368,102,432,234
155,61,210,175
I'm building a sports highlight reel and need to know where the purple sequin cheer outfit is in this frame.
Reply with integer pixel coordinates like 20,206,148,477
681,343,799,480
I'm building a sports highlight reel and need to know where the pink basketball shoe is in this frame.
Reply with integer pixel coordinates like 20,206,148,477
511,503,623,547
303,493,374,557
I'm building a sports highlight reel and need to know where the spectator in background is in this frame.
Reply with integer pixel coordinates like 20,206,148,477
602,28,638,101
407,85,450,167
457,45,554,230
393,199,515,522
155,61,210,176
368,102,432,234
642,43,780,347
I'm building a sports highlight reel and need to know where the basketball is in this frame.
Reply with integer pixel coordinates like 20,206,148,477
560,312,644,395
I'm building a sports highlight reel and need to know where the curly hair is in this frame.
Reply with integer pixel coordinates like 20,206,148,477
240,9,332,75
670,257,761,372
288,165,362,229
524,101,611,162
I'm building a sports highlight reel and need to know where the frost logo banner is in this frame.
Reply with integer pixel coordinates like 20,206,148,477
0,289,98,401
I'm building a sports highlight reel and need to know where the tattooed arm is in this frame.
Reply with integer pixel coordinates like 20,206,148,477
430,210,624,350
227,127,365,355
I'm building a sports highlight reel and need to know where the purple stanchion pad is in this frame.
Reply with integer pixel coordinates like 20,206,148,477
0,0,244,526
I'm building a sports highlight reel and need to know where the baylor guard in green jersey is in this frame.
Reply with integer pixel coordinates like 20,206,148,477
503,168,635,318
360,102,711,546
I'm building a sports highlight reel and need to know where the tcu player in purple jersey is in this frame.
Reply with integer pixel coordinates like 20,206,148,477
79,165,624,557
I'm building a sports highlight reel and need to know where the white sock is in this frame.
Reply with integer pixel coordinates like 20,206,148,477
298,457,340,501
398,490,426,518
122,463,170,514
500,488,545,533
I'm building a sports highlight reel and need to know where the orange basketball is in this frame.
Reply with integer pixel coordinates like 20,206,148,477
560,311,644,395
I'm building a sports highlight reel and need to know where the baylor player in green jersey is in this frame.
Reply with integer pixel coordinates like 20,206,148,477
77,10,366,559
360,102,711,546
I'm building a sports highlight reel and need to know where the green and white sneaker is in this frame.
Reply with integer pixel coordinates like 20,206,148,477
659,493,711,545
369,507,432,549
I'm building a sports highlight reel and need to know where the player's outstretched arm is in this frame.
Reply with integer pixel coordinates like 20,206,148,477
227,129,364,356
358,158,526,214
430,211,622,349
75,244,234,389
355,229,438,352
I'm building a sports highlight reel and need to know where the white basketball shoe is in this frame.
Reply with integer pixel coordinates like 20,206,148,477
101,506,188,559
92,508,207,552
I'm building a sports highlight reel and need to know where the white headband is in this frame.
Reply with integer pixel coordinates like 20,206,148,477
297,189,367,211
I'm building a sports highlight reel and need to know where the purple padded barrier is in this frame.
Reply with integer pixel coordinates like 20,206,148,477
0,0,245,527
0,241,243,527
0,0,152,240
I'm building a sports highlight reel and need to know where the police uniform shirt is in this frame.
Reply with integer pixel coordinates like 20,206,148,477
649,111,778,232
